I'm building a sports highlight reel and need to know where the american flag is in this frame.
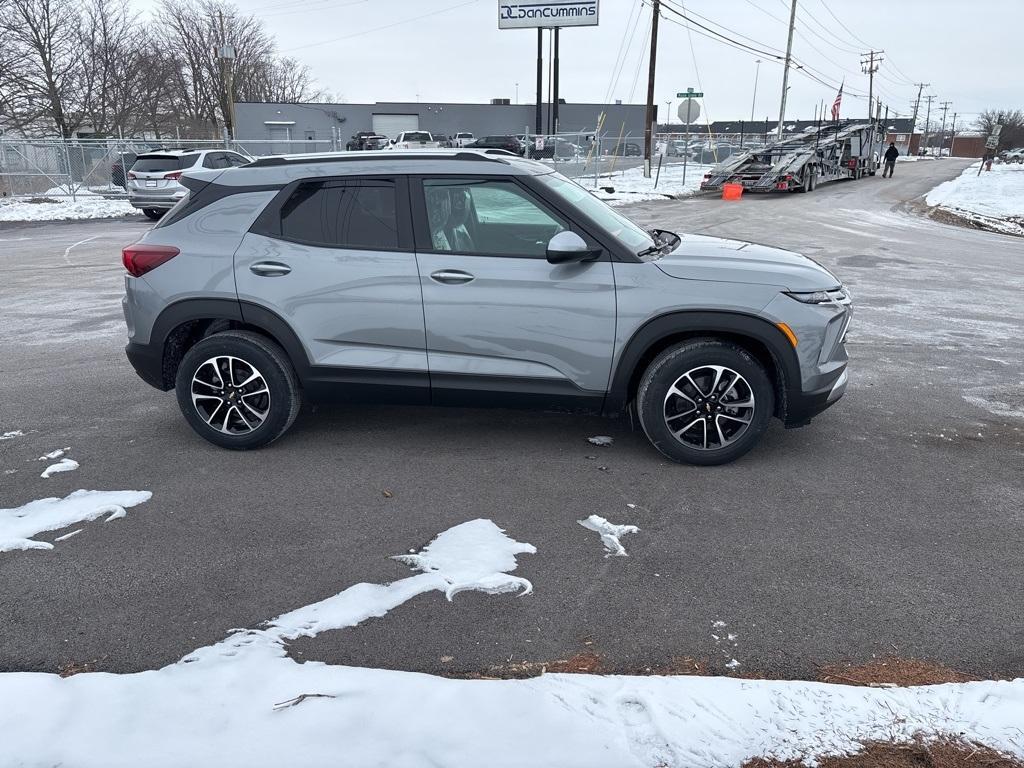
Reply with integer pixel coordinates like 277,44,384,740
831,81,844,120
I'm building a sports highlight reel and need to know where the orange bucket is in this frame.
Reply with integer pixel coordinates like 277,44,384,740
722,182,744,200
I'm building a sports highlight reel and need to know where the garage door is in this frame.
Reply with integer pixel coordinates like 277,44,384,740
372,114,419,139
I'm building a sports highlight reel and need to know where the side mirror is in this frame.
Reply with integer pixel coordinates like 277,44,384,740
546,231,598,265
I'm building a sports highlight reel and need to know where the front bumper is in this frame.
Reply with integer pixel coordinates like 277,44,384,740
783,364,847,427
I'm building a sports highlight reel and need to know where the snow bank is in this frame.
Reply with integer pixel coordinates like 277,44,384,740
0,195,137,222
925,162,1024,235
586,162,715,206
1,517,1022,767
0,489,152,552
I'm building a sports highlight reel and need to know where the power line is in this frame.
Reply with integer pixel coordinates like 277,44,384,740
283,0,480,52
604,1,644,104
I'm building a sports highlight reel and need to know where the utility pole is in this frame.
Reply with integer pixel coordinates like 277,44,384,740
860,50,883,123
777,0,797,138
938,100,952,156
643,0,660,177
750,59,761,124
949,111,957,156
922,93,935,156
535,29,543,137
216,10,236,141
910,82,927,152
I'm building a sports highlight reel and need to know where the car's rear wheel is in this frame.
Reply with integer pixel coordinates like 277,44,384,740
174,331,301,450
637,340,773,466
142,208,164,220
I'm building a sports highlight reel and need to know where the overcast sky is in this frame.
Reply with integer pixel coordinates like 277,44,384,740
143,0,1019,128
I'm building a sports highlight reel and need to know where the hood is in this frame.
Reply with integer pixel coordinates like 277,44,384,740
653,234,840,292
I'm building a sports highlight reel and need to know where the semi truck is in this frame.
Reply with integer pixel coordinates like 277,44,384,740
700,120,884,194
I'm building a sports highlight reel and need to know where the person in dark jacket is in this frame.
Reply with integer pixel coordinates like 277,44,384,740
882,143,899,177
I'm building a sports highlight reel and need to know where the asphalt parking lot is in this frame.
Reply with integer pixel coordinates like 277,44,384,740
1,158,1022,681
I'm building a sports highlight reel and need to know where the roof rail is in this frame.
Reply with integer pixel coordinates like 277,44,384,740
248,151,510,168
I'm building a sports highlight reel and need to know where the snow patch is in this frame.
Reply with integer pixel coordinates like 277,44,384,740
0,196,137,222
587,435,614,446
1,430,24,441
54,529,83,542
0,489,152,552
0,520,1023,766
40,458,79,478
578,515,639,557
587,162,715,206
38,448,69,461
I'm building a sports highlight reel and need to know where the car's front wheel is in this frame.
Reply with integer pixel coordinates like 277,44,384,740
637,340,773,465
174,331,301,450
142,208,164,220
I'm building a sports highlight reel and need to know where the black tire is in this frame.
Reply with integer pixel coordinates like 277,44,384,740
636,339,773,466
174,331,301,450
143,208,164,220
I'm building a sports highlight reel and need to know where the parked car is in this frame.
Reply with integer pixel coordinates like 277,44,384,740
530,137,580,160
610,142,641,157
453,132,475,148
390,131,441,150
346,132,380,151
126,149,250,219
121,149,851,464
1003,148,1024,164
467,135,525,155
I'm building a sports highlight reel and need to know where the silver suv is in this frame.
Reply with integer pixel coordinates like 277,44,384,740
127,149,250,219
121,149,850,465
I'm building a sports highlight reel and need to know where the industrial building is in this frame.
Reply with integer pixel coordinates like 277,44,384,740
233,100,651,143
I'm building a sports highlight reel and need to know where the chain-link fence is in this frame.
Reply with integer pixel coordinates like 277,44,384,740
0,132,769,200
0,137,343,199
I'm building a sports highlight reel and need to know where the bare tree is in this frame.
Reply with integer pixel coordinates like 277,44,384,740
0,0,85,136
974,109,1024,151
78,0,149,136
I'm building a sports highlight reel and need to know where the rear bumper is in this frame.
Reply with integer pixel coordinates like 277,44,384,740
128,197,180,210
126,341,168,391
783,365,847,428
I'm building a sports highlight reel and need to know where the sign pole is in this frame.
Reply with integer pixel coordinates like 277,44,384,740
676,89,703,187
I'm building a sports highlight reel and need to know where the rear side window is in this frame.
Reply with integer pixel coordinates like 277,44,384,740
279,180,398,249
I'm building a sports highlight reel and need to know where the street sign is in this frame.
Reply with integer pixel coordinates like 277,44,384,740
992,123,1003,136
677,99,700,124
985,136,998,149
676,91,703,98
498,0,599,29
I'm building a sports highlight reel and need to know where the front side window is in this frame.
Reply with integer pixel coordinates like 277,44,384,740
534,172,654,254
423,178,566,257
279,180,398,249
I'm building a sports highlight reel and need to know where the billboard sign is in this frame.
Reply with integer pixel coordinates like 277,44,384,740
499,1,599,29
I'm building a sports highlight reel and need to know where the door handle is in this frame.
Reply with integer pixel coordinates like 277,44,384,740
430,269,475,285
249,261,291,277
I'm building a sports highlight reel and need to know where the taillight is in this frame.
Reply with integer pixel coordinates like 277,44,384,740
127,171,137,180
122,244,179,277
164,171,183,180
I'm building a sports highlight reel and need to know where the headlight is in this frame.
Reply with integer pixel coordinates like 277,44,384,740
785,287,850,305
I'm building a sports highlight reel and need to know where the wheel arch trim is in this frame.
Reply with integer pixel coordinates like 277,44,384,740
604,310,800,417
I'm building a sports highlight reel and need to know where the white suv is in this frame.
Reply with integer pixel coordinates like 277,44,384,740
389,132,440,150
127,149,250,219
454,132,475,148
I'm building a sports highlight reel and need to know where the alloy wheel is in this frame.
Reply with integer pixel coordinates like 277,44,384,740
190,356,270,434
662,365,756,451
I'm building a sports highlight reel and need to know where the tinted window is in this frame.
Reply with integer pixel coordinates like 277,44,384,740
423,179,565,257
132,154,198,173
224,153,249,167
402,132,432,142
202,153,225,169
279,180,398,249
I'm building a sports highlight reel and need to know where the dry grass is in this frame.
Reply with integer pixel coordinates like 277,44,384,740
57,660,95,677
742,737,1023,768
818,657,978,687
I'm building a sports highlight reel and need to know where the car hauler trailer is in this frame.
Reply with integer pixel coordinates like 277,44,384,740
700,120,883,193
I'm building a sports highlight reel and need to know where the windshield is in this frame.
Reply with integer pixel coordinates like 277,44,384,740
132,155,197,173
535,172,655,254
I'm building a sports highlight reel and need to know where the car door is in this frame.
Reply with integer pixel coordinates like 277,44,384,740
234,175,428,403
411,175,616,409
